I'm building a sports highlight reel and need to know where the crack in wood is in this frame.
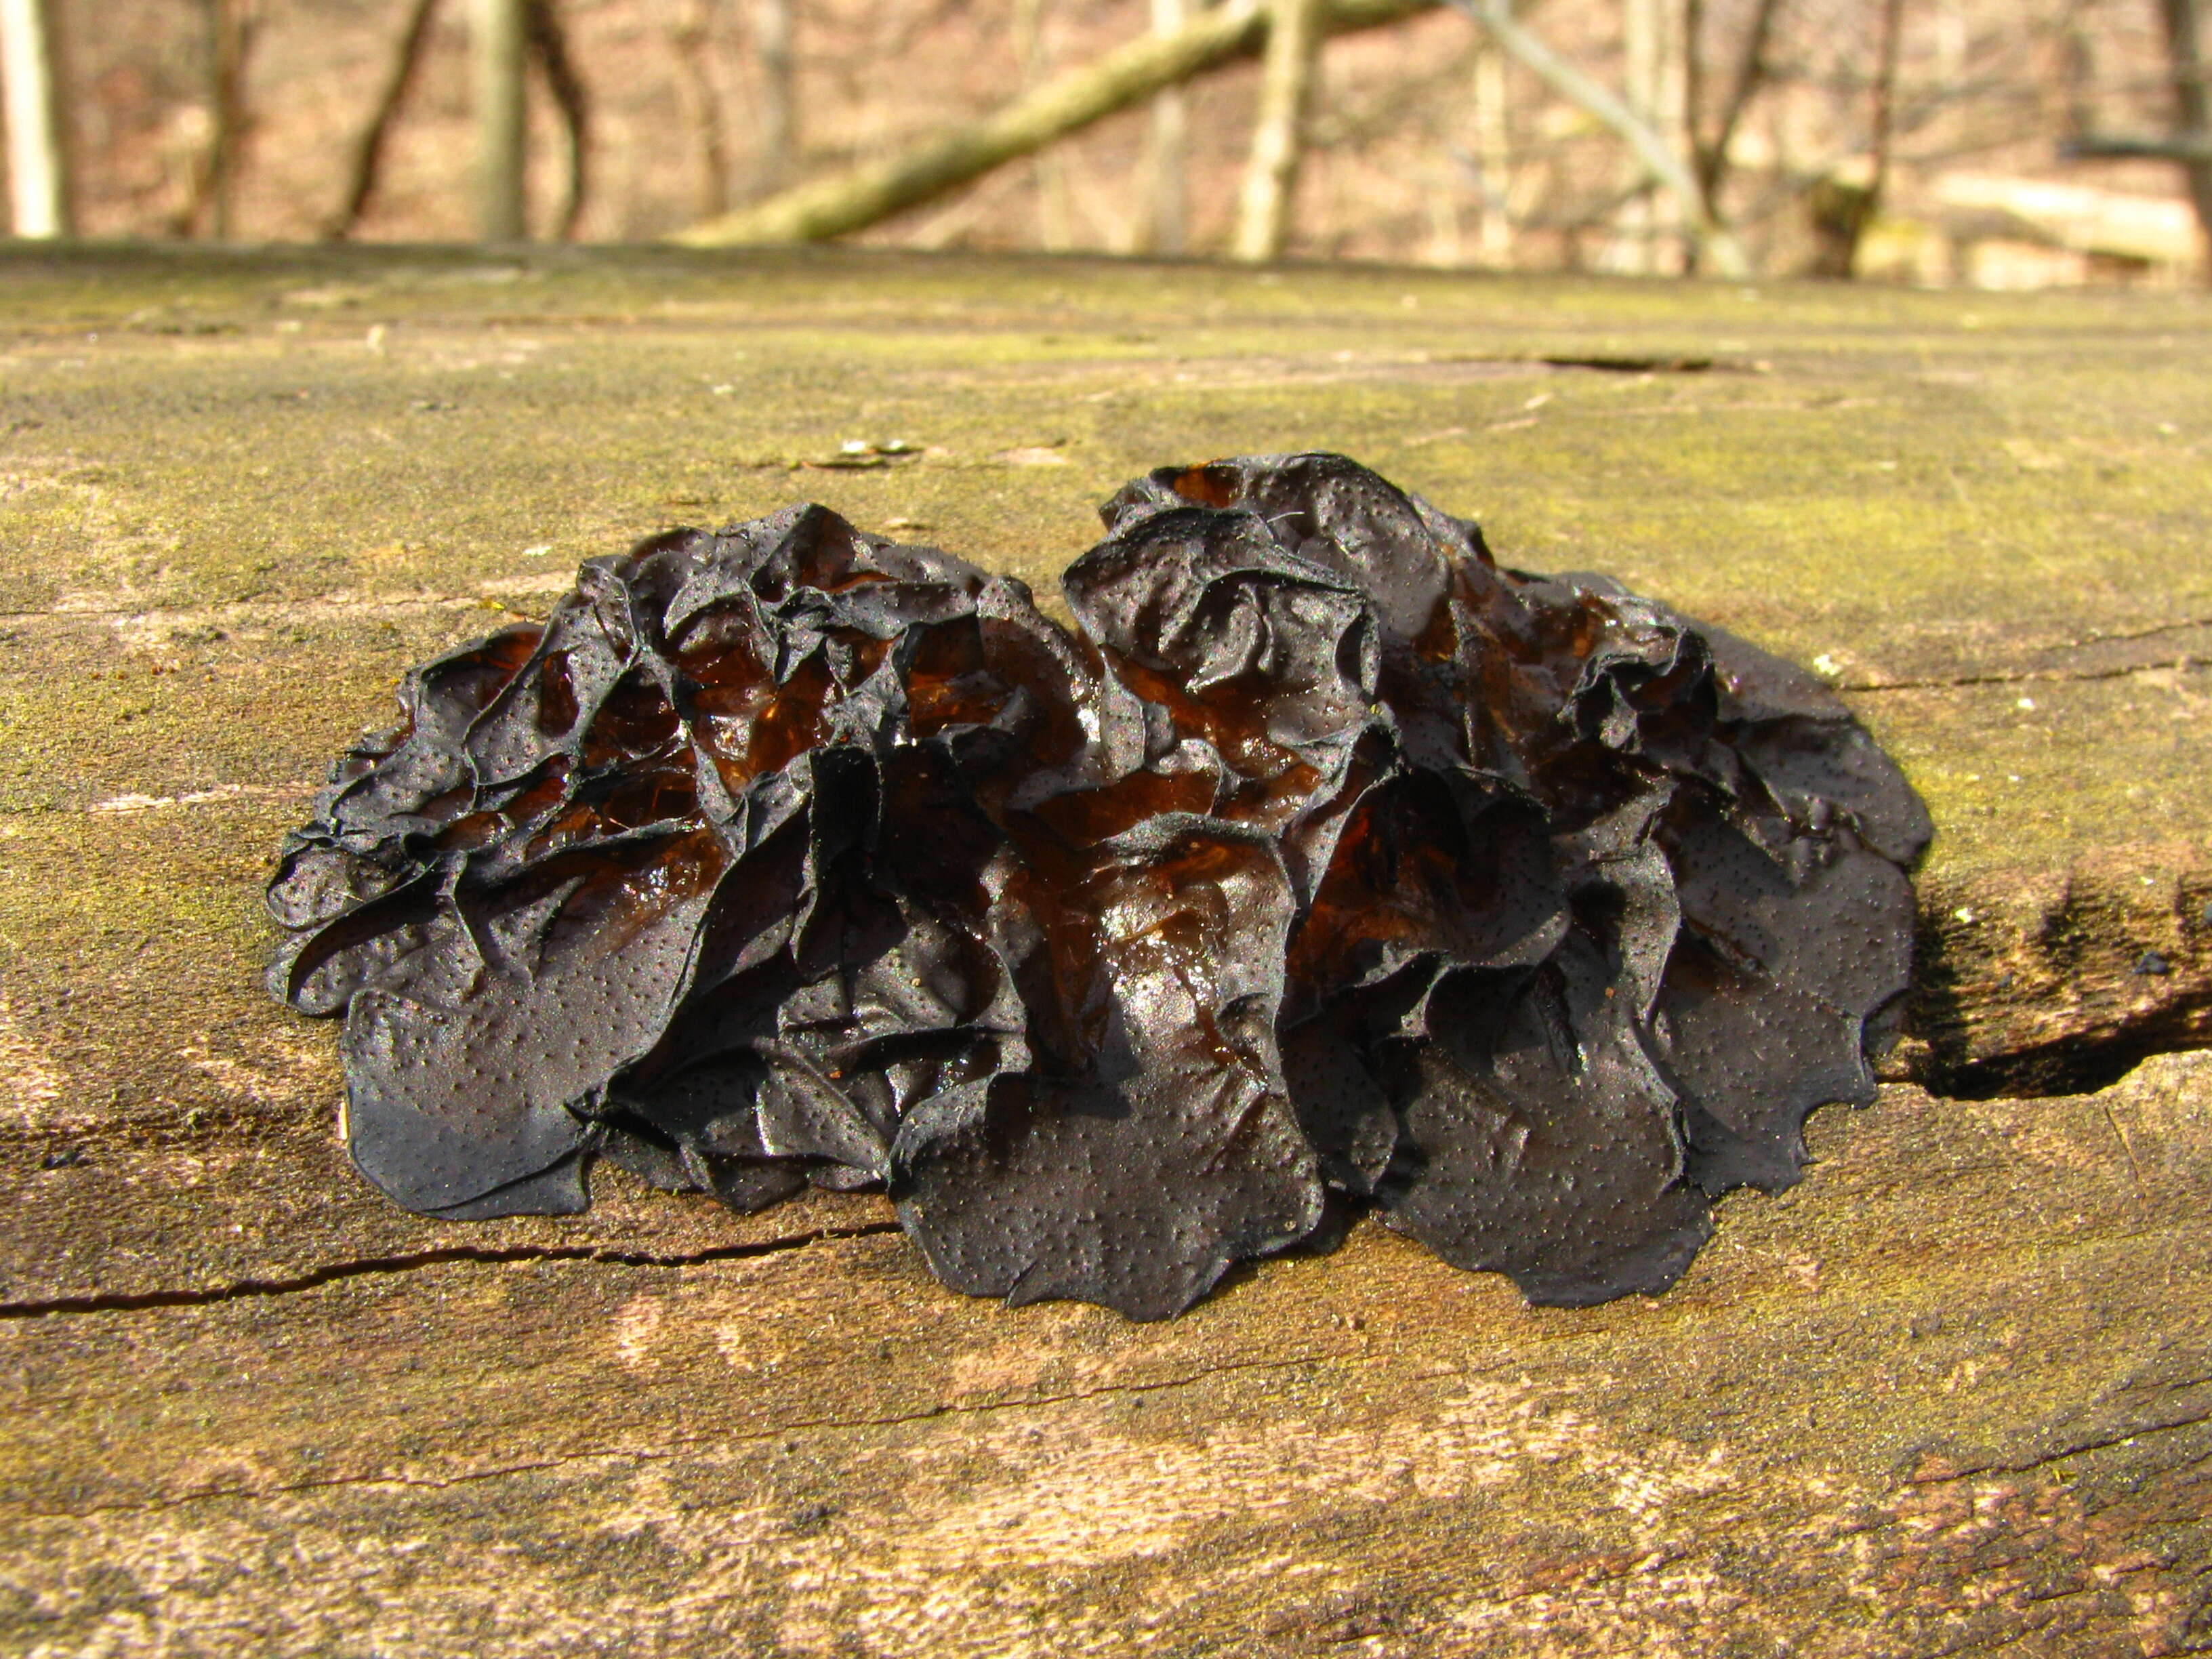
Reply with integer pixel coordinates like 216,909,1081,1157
2085,613,2212,646
0,595,525,625
0,1221,905,1322
1902,1404,2212,1486
1843,653,2211,694
2101,1100,2155,1220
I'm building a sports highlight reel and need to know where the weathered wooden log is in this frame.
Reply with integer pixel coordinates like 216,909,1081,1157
0,247,2205,1654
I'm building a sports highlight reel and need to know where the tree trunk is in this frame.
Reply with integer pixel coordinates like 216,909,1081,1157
1690,0,1777,204
1819,0,1905,280
1471,41,1511,265
1140,0,1191,254
1682,0,1702,180
665,0,731,220
1620,0,1688,272
1441,0,1747,276
0,0,71,237
1014,0,1073,249
2159,0,2212,278
672,0,1426,247
474,0,529,240
191,0,255,240
325,0,443,241
1614,0,1661,272
1232,0,1326,261
525,0,590,240
752,0,794,194
1866,0,1905,209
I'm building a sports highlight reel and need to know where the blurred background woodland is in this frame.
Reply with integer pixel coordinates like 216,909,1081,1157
3,0,2210,284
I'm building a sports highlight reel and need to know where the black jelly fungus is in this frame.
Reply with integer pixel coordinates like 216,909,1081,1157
268,453,1931,1319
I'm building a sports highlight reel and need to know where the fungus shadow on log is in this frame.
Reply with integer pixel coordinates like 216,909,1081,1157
268,453,1930,1320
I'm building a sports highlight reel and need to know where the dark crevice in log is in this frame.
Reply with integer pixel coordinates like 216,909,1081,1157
2074,612,2212,644
1908,1022,2212,1102
0,1222,904,1322
1903,897,2212,1099
1901,1401,2212,1486
1843,655,2212,694
1537,353,1721,373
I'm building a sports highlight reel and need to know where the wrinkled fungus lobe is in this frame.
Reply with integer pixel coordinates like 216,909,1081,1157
269,454,1930,1319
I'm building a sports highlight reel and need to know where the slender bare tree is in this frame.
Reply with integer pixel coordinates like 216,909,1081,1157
1141,0,1193,253
1807,0,1904,276
754,0,795,194
1470,39,1512,264
1015,0,1075,247
2159,0,2212,270
474,0,528,239
1233,0,1328,260
525,0,590,239
665,0,732,218
1614,0,1664,271
1866,0,1906,208
1442,0,1748,274
327,0,442,239
1685,0,1779,205
183,0,256,239
0,0,71,237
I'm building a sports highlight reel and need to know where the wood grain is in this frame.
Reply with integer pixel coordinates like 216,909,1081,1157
5,1061,2207,1655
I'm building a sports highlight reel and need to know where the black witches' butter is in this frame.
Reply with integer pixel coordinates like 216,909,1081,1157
268,453,1929,1320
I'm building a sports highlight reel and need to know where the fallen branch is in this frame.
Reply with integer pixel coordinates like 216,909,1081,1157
2066,132,2212,164
670,0,1432,246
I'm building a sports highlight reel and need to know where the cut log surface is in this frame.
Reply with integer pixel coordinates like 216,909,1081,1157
0,247,2207,1656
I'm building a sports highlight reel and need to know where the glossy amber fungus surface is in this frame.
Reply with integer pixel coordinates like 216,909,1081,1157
268,453,1930,1319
